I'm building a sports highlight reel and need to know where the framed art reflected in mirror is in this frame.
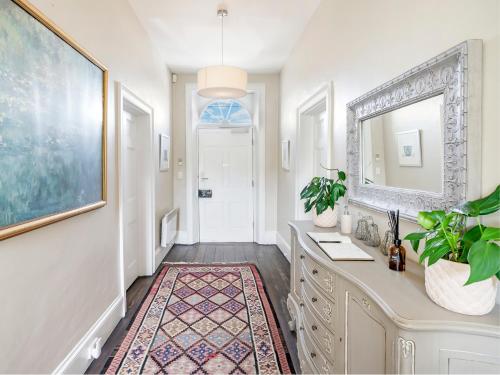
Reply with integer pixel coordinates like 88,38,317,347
0,0,108,240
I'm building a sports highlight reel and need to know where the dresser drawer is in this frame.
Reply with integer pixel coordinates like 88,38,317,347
302,298,335,357
301,270,336,332
301,251,336,297
300,324,334,374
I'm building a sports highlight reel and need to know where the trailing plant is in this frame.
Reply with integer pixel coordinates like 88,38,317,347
404,185,500,285
300,168,347,215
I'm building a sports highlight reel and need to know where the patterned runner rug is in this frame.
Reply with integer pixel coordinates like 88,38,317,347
106,263,292,374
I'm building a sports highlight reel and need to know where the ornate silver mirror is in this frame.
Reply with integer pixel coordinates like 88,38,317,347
347,40,482,221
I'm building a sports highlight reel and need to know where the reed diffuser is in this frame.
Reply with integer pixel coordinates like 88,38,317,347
387,209,406,271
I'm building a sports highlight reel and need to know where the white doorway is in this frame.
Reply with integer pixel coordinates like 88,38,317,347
198,128,254,242
116,83,155,314
183,83,268,245
295,83,334,220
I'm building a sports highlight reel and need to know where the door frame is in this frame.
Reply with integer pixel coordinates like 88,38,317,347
184,83,266,244
116,82,155,315
295,82,334,220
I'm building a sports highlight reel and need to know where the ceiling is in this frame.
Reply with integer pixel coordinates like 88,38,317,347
127,0,321,73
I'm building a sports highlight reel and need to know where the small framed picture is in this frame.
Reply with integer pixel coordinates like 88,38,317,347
396,129,422,167
159,134,170,171
281,140,290,171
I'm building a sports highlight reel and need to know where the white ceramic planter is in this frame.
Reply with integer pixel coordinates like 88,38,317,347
312,206,338,227
425,258,498,316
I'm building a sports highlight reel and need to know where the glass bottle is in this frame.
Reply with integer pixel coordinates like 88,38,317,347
380,229,394,256
388,239,406,271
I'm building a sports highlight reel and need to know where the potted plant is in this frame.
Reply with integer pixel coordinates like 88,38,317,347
300,169,347,227
405,185,500,315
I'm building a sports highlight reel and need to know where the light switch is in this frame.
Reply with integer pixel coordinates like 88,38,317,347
177,171,184,180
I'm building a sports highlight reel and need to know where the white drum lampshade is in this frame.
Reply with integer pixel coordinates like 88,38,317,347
197,65,247,99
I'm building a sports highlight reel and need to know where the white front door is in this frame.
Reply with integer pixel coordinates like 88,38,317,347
124,111,139,289
198,128,253,242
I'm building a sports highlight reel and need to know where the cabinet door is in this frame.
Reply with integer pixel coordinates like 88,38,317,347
342,282,396,374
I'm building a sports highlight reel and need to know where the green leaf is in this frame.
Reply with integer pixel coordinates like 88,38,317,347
304,199,313,213
338,171,346,181
404,232,428,252
419,236,448,264
465,240,500,285
417,211,439,230
316,201,328,215
429,210,446,223
454,185,500,217
404,232,428,240
481,227,500,241
460,224,483,261
427,244,452,267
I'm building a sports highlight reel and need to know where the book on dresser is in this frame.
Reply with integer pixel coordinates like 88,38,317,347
307,231,374,261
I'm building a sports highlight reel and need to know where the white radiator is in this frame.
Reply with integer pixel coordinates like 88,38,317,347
160,208,178,249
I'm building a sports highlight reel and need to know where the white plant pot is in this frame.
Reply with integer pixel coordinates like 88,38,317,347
424,258,498,316
312,206,338,228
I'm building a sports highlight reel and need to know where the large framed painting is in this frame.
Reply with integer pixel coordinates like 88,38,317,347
0,0,108,240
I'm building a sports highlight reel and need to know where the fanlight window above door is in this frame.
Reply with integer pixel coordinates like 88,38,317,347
199,99,252,125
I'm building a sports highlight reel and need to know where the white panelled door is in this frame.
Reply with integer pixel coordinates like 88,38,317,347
198,128,253,242
124,111,139,289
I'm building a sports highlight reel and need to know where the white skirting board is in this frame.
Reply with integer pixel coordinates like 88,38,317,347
53,295,123,374
176,230,277,246
257,231,277,245
276,231,291,262
155,245,173,269
175,230,196,245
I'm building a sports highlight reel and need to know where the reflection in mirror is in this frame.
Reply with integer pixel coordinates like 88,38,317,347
361,94,444,193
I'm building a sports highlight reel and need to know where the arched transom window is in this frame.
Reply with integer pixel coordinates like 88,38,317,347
199,99,252,125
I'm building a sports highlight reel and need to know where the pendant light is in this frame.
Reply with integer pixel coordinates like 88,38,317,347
197,7,247,99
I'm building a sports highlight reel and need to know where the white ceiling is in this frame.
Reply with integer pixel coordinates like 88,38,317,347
127,0,321,73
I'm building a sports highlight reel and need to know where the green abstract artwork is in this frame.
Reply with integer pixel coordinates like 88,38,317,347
0,0,105,232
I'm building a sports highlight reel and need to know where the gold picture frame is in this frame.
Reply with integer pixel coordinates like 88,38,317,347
0,0,108,240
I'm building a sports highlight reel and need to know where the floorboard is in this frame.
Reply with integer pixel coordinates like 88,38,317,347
86,243,298,374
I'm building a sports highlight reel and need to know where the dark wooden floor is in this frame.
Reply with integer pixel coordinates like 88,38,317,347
86,243,298,374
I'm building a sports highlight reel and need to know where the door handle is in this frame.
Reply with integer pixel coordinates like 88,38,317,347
200,177,209,180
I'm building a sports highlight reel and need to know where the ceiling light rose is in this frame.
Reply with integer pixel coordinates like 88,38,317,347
197,7,247,99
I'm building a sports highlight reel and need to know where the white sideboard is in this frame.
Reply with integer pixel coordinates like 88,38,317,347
287,221,500,374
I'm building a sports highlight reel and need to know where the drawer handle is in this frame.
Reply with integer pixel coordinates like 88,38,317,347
310,352,317,359
300,254,305,259
312,269,318,275
312,297,318,303
311,325,317,331
300,277,305,282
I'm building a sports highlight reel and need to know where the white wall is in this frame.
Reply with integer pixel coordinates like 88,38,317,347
172,73,279,240
0,0,172,372
279,0,500,261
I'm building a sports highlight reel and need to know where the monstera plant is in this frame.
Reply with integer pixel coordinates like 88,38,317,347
404,185,500,315
300,169,347,227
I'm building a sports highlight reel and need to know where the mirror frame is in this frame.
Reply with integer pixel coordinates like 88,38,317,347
346,40,482,221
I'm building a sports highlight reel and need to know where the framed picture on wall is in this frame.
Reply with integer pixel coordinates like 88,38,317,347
396,129,422,167
281,139,290,171
159,134,170,171
0,0,108,241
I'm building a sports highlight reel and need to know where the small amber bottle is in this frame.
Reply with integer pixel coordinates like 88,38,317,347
388,239,406,271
